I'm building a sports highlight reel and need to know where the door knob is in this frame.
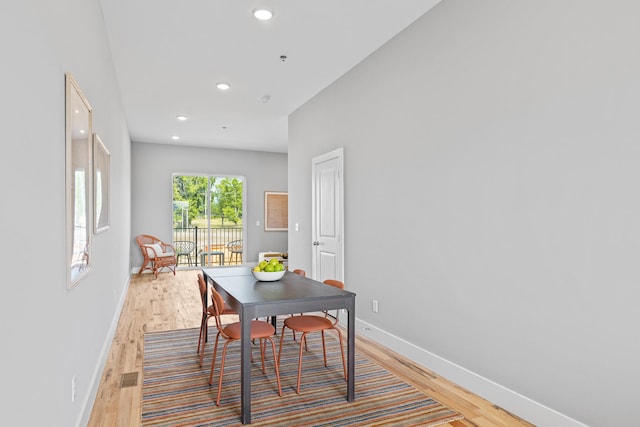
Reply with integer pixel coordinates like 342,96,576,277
312,241,320,246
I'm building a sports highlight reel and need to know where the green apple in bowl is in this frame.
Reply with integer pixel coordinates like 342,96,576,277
252,267,286,281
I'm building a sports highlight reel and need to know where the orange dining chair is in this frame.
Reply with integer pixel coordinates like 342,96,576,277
197,274,237,366
208,288,282,405
277,279,347,394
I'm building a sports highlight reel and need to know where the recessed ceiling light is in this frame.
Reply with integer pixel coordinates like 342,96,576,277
171,135,180,140
216,82,230,90
176,115,187,121
253,8,273,21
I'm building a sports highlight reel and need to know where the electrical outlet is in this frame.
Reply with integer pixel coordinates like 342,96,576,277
71,375,77,403
372,299,379,313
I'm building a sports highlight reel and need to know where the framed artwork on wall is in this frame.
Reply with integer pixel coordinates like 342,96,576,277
93,133,110,233
65,72,93,288
264,191,288,231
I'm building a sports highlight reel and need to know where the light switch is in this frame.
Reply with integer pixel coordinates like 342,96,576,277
256,221,260,227
295,223,299,232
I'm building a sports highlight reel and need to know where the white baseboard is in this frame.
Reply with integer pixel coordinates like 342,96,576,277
355,318,588,427
77,277,131,427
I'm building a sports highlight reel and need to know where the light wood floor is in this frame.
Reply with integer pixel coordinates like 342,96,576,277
87,269,534,427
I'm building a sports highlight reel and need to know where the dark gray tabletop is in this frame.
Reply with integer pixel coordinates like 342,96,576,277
205,267,351,303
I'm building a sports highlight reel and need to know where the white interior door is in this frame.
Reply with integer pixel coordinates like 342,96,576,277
311,148,344,282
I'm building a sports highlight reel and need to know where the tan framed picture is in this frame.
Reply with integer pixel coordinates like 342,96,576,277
93,133,110,233
65,72,93,288
264,191,288,231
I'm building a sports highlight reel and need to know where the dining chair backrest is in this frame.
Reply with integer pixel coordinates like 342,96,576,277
195,274,213,364
292,269,306,277
209,288,229,331
197,274,208,311
210,288,224,315
323,279,343,290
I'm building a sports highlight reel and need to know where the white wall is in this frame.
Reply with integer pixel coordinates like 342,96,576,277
0,1,131,426
289,1,640,426
131,142,288,267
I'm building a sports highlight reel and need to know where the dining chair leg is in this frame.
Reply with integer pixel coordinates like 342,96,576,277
200,328,215,367
321,330,328,367
208,333,222,378
260,338,267,374
197,315,205,354
203,314,209,343
295,333,308,394
198,332,204,365
267,337,283,396
277,325,287,365
215,342,231,406
212,337,281,405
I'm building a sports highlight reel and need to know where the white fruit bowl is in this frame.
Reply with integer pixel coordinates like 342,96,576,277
251,269,286,281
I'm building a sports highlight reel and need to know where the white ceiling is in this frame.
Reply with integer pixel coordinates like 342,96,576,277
101,0,441,153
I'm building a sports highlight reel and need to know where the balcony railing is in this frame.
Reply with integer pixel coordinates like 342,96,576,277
173,226,243,267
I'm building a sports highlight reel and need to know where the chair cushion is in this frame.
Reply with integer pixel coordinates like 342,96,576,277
223,320,275,339
146,243,174,258
159,248,174,257
284,315,333,333
145,243,163,257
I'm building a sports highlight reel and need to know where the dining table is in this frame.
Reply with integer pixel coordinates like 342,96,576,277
202,266,356,424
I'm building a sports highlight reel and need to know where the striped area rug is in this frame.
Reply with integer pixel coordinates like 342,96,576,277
142,323,463,426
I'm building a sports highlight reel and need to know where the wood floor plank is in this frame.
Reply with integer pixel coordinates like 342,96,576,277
87,269,533,427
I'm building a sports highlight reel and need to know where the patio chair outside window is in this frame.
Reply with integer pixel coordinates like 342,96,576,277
227,240,243,265
174,240,196,266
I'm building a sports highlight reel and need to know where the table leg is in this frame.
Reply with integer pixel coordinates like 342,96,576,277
240,305,253,424
347,297,355,401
